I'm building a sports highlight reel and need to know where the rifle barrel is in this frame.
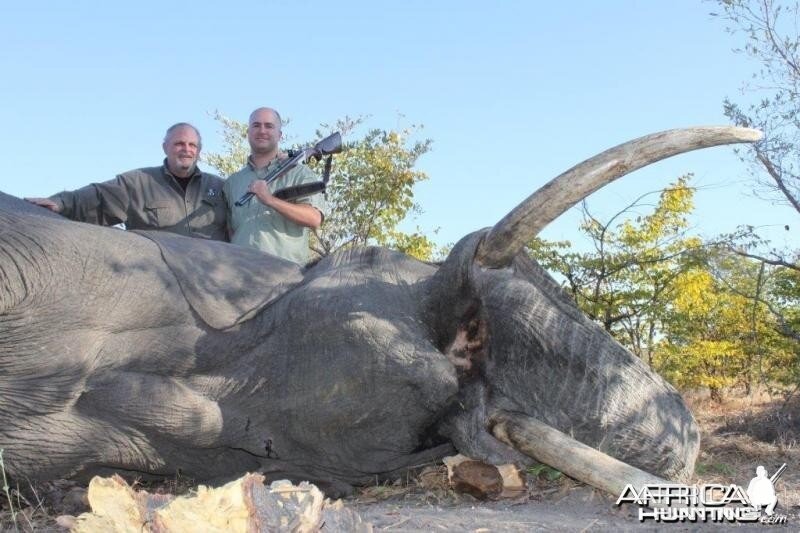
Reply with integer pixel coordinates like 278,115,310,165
770,463,787,484
233,131,342,207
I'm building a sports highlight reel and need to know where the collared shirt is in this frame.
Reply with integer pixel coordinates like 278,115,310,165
51,161,227,241
223,157,326,264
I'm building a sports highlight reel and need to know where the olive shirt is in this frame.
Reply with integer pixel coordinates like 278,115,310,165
50,162,227,241
223,158,326,265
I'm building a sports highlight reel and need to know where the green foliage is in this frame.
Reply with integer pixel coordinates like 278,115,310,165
203,110,248,177
652,252,791,399
695,461,735,477
313,122,434,257
381,228,450,262
529,176,702,362
710,0,800,395
529,175,795,401
527,463,562,481
203,113,439,260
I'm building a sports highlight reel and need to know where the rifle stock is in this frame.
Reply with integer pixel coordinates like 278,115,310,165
273,182,326,201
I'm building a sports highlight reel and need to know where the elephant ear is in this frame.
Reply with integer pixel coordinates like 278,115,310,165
135,231,304,330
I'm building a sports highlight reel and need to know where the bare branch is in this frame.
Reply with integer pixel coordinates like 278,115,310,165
756,150,800,215
729,247,800,272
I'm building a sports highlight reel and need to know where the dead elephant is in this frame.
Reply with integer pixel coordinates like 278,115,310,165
0,126,760,496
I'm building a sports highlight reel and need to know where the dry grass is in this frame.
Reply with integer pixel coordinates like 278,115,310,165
0,476,56,533
689,387,800,512
352,460,574,508
354,464,457,506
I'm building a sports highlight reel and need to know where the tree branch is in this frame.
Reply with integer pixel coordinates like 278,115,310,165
756,150,800,215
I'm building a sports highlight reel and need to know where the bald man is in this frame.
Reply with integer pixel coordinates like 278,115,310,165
26,123,227,241
223,107,325,264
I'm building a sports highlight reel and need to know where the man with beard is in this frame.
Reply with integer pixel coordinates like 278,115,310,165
223,107,325,264
25,123,227,241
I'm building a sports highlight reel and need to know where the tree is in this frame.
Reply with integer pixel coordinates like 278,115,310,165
653,251,794,401
203,112,441,260
715,0,799,272
530,174,795,401
712,0,800,369
717,0,800,217
529,176,702,363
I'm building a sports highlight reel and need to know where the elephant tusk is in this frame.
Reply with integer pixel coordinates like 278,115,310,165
489,409,668,499
476,126,763,268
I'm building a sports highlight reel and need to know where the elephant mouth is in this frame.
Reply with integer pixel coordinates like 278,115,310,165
443,300,488,378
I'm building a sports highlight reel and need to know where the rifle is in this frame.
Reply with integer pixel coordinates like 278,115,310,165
234,131,342,207
770,463,787,485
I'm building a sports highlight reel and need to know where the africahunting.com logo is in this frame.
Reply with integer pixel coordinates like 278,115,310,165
615,463,788,524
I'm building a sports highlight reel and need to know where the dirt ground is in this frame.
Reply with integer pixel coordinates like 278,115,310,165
2,389,799,531
351,389,800,531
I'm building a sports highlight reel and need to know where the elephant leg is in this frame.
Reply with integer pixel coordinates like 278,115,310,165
72,371,276,476
75,372,226,447
3,410,161,480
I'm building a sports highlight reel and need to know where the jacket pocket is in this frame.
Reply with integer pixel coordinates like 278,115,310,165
143,202,174,227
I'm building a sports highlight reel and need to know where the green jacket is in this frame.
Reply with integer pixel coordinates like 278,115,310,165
51,163,227,241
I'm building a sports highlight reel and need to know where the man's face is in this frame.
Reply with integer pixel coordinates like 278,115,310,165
163,126,200,177
248,109,282,155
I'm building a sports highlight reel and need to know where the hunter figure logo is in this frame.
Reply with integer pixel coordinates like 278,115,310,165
615,463,788,524
746,464,787,522
206,188,218,198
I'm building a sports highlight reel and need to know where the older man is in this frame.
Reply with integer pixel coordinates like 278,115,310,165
25,123,227,241
223,107,325,264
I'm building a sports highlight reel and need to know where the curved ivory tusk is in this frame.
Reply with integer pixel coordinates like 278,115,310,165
476,126,763,268
490,410,667,498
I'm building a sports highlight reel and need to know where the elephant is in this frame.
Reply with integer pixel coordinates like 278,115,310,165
0,126,761,497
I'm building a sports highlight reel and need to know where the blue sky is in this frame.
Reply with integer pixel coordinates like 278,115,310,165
0,0,795,251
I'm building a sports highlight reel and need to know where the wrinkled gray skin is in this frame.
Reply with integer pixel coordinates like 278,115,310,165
0,191,697,495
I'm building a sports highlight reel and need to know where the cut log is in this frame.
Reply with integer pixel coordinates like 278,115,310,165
452,461,503,499
443,454,527,500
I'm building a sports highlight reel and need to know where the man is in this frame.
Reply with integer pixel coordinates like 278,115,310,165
223,107,324,264
25,123,227,241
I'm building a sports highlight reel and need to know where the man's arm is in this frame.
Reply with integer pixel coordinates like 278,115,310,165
248,180,322,229
26,176,131,226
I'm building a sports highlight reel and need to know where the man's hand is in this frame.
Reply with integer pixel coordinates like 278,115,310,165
25,198,61,212
247,180,275,207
